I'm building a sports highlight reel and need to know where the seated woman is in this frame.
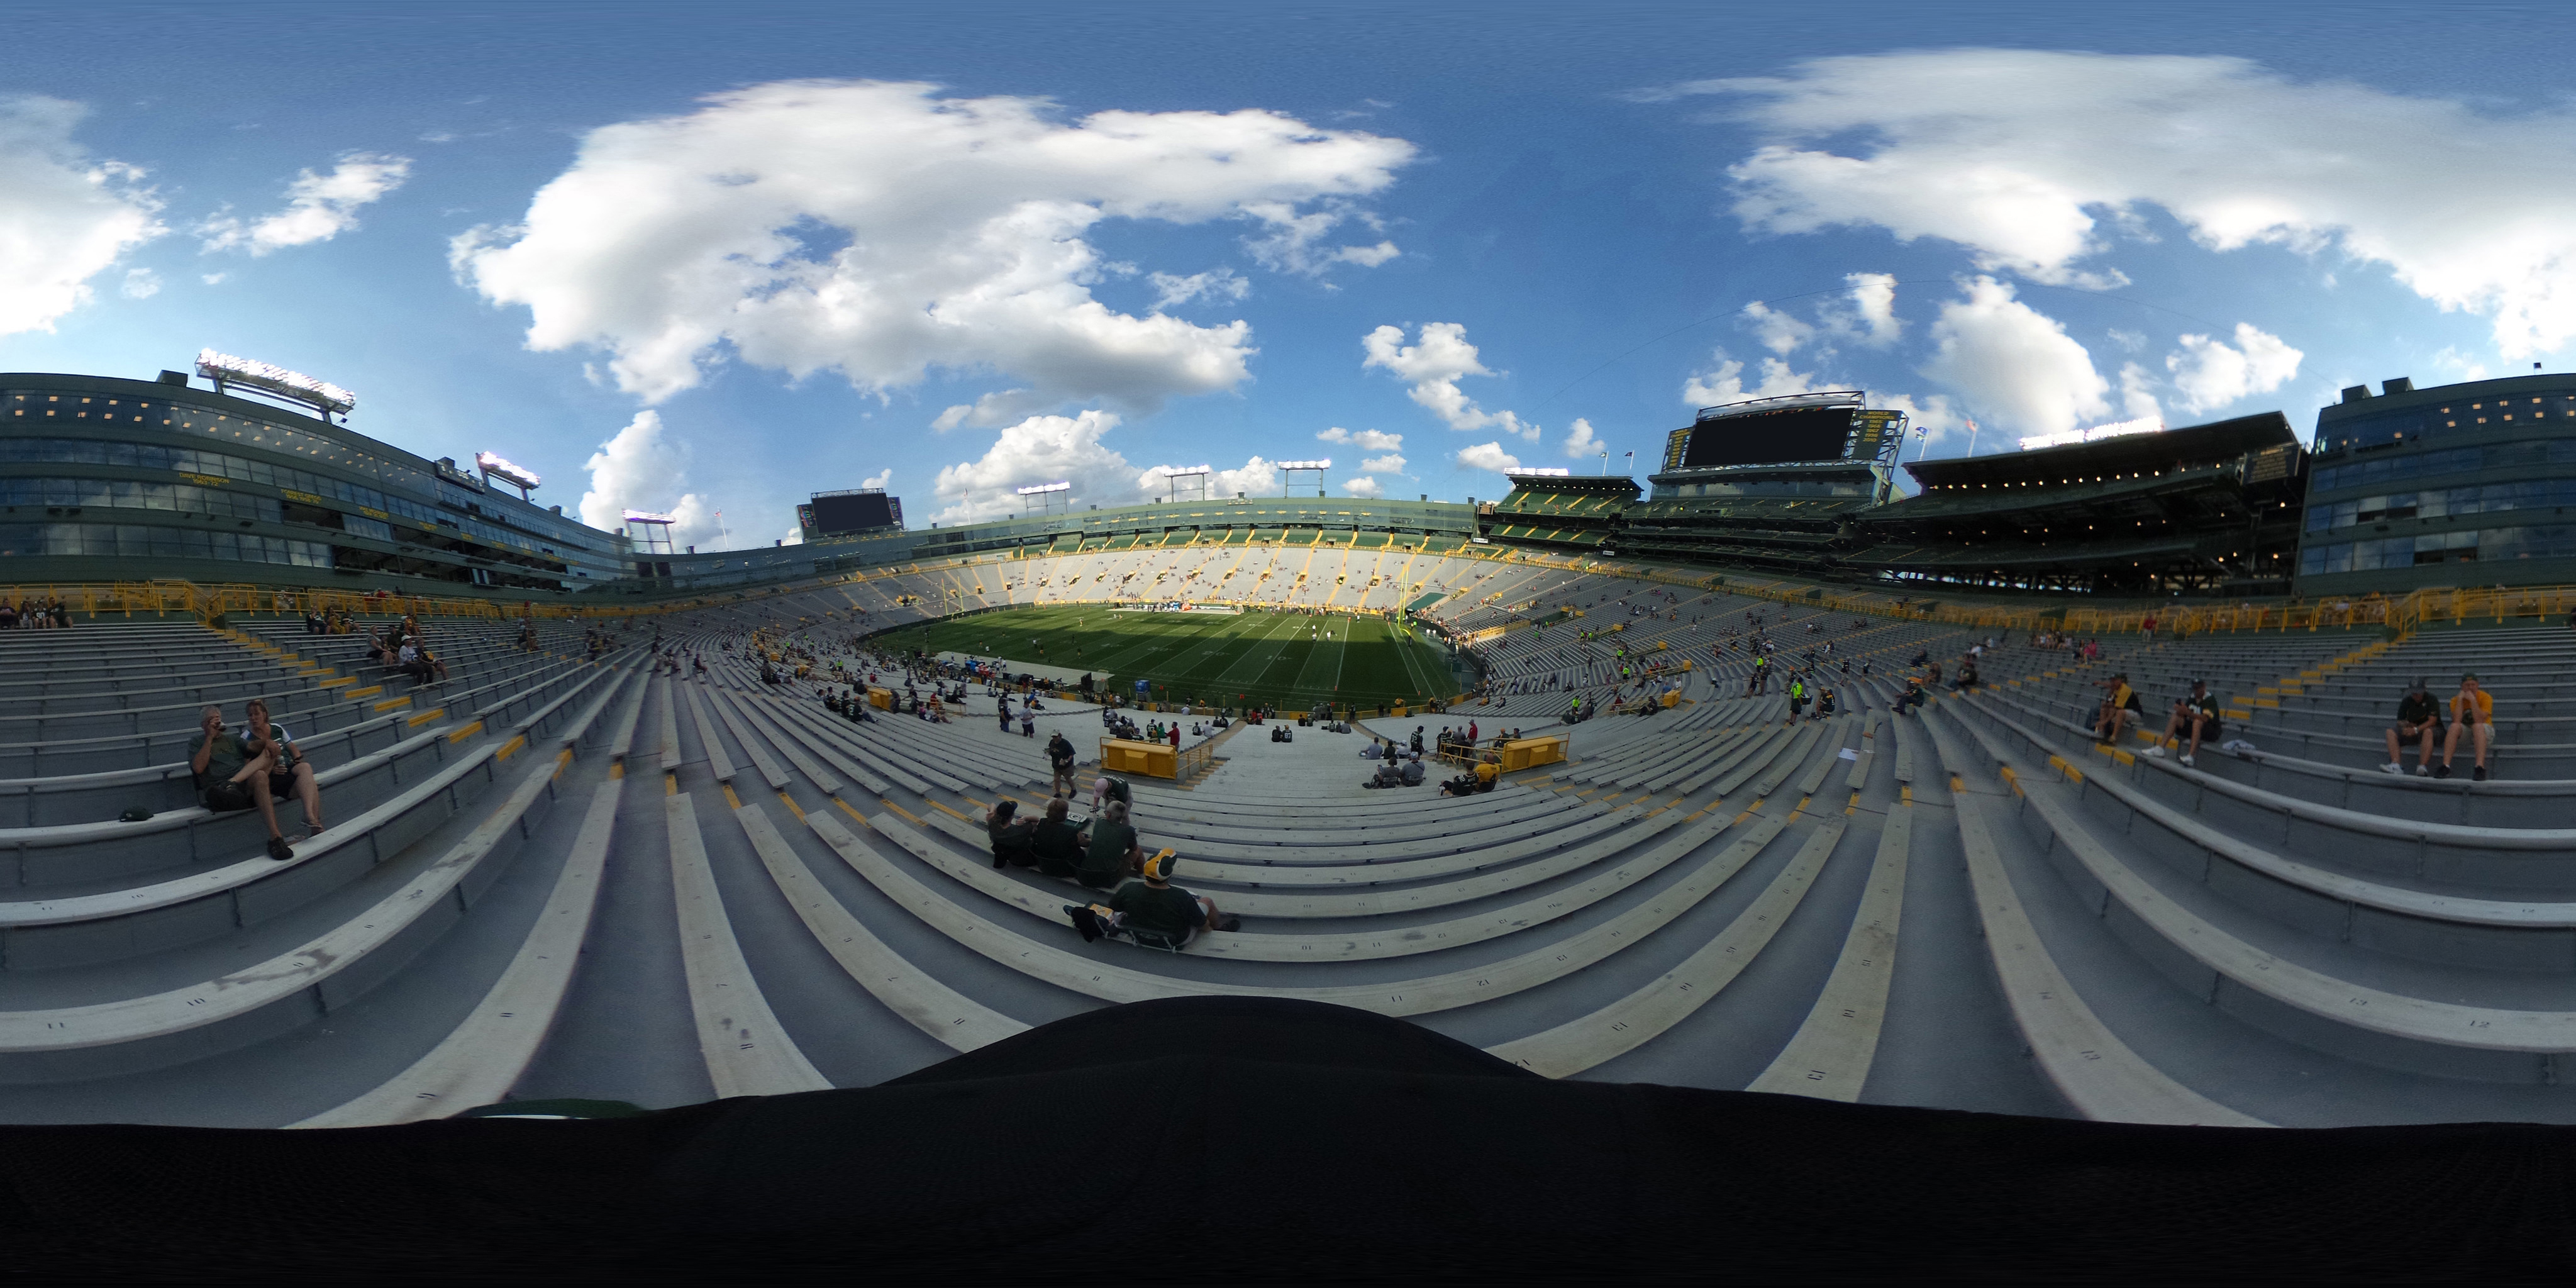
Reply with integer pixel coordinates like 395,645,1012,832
985,799,1038,870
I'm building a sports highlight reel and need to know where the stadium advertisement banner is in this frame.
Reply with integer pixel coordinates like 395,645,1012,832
1108,602,1243,614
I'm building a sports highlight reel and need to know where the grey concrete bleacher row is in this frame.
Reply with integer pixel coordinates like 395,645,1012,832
16,550,2576,1133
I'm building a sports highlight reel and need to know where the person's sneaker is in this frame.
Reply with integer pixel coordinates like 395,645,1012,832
2381,762,2404,774
2178,754,2195,767
265,835,296,862
1217,915,1243,933
2473,766,2488,782
2143,745,2165,758
2434,763,2453,779
2414,763,2431,777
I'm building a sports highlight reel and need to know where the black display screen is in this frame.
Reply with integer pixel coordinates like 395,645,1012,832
1680,406,1855,468
809,492,899,533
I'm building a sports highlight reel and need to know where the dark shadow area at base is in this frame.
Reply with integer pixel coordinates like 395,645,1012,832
5,996,2576,1281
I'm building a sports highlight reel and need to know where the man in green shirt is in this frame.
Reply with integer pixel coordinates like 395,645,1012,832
1098,852,1239,947
189,705,296,861
1028,797,1089,879
1076,799,1145,890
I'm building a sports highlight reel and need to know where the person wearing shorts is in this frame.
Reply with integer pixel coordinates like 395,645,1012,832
2382,680,2439,776
190,706,296,861
2440,674,2494,780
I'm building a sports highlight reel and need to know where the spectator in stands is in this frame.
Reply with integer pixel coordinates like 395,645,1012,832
244,698,325,840
2090,673,2142,745
997,694,1013,733
2382,679,2440,776
1078,799,1146,889
1894,673,1926,716
2146,680,2221,767
191,706,296,861
1952,656,1980,692
985,798,1038,870
2439,674,2493,780
1028,797,1088,880
1047,732,1077,797
1070,851,1240,945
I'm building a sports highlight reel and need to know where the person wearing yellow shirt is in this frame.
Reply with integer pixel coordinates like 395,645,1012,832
2438,673,2493,781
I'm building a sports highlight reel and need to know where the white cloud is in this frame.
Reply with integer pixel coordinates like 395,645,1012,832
199,272,228,286
2106,328,2147,352
2117,361,2164,425
1682,352,1821,406
577,411,723,550
1214,455,1278,499
120,267,159,299
453,80,1415,406
2431,346,2490,382
1684,49,2576,355
1838,272,1902,347
1919,276,2109,439
933,388,1051,432
199,152,410,255
2161,323,2303,415
860,467,892,491
1456,441,1522,474
1562,417,1604,459
1240,199,1401,275
1317,426,1403,452
1740,301,1814,355
779,525,804,546
1358,453,1406,474
1148,266,1250,310
1342,475,1384,498
0,96,165,335
1362,322,1539,439
931,409,1131,524
1872,391,1969,457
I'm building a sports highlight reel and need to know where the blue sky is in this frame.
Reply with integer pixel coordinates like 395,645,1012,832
4,0,2572,550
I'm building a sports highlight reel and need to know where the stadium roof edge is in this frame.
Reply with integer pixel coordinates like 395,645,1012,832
1902,411,2295,488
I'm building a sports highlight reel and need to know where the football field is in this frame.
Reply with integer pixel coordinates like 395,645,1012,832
877,606,1455,709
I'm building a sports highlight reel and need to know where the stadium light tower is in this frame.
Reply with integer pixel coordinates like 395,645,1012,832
1016,480,1073,515
1152,464,1213,503
1277,458,1330,497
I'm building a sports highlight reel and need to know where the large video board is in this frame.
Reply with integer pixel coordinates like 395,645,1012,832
1676,406,1857,469
809,491,902,535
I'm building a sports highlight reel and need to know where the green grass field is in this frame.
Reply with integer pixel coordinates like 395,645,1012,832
879,606,1455,709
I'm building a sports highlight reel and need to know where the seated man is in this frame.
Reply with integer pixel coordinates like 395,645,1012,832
1894,675,1926,716
1366,760,1402,789
2439,673,2494,780
1813,689,1837,720
2145,679,2221,767
1399,754,1426,787
243,697,325,840
1069,851,1240,946
2382,678,2438,776
190,706,297,861
2090,674,2141,745
1472,755,1501,792
985,798,1038,870
1075,799,1145,890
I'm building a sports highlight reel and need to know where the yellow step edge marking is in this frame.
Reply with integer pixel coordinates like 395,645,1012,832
345,686,384,700
374,696,411,713
408,708,446,728
1900,784,1913,806
447,720,484,743
610,762,625,780
928,800,974,822
495,734,528,762
777,791,806,821
1845,790,1859,816
320,677,353,689
722,783,741,809
2112,748,2134,766
664,772,678,797
959,795,991,811
835,797,872,829
1950,774,1965,794
880,798,926,826
552,748,572,779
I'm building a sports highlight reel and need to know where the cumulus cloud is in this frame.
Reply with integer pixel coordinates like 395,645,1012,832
1358,452,1407,474
0,96,165,335
1456,441,1522,474
120,267,159,299
1740,301,1814,355
577,411,723,550
1562,417,1604,459
2431,346,2490,382
1148,266,1250,310
1919,276,2109,439
1837,272,1902,347
1676,49,2576,355
1214,456,1278,498
932,409,1131,524
199,152,410,255
453,80,1415,408
1362,322,1540,440
2164,322,2304,414
1317,426,1403,452
1342,475,1384,498
859,467,892,491
1682,352,1821,406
